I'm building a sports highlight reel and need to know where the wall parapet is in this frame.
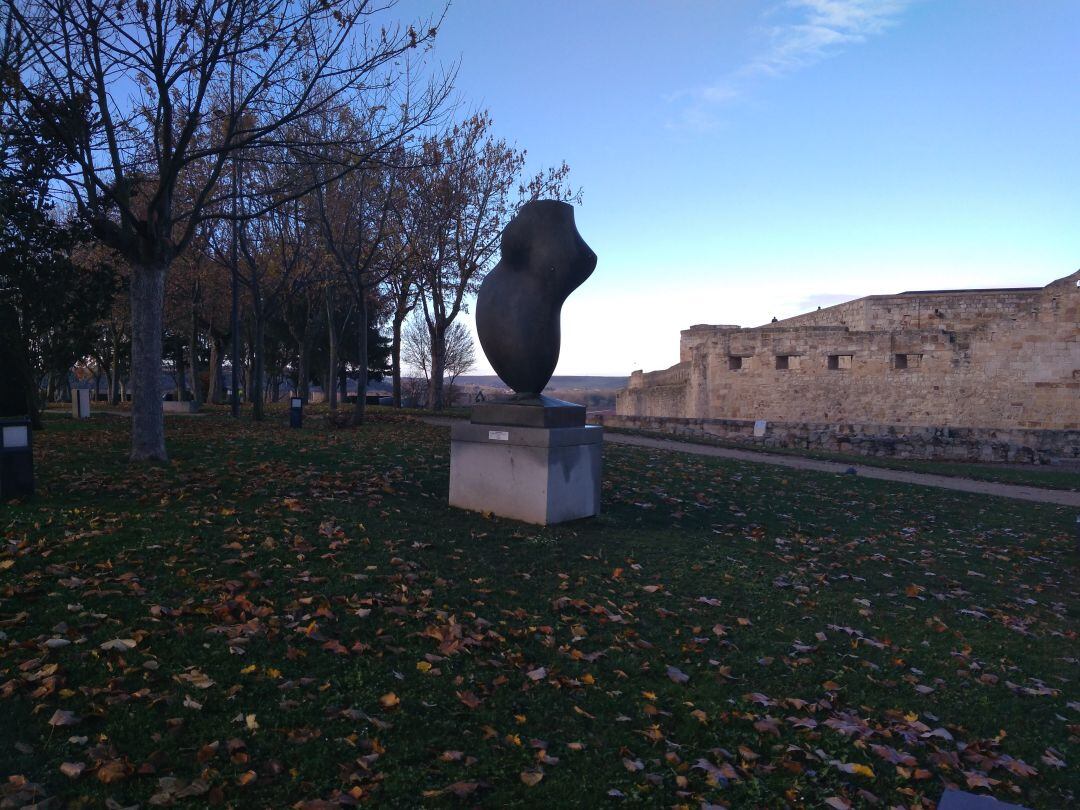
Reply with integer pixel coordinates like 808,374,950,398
593,413,1080,465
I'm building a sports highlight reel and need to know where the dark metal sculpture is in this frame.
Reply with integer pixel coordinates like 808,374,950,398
475,200,596,399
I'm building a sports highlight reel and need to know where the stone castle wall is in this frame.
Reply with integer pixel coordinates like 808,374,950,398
617,270,1080,448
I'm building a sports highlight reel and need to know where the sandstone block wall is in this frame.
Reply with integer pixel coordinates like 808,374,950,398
596,413,1080,464
618,270,1080,439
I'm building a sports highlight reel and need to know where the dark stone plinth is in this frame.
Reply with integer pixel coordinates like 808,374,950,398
471,395,585,428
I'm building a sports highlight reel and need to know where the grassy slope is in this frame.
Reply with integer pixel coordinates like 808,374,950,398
1,412,1076,809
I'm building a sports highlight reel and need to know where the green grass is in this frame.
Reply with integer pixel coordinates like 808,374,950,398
608,426,1080,492
1,413,1077,808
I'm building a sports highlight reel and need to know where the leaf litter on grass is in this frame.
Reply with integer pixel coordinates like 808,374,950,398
0,411,1075,808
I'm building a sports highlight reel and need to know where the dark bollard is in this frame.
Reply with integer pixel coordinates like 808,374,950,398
0,418,34,499
289,397,303,429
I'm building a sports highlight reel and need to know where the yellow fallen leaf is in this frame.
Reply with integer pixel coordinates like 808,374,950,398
416,661,432,672
379,692,400,709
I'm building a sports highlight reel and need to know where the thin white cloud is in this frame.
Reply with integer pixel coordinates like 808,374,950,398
672,0,911,130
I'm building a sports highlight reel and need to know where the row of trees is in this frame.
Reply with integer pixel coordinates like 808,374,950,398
1,0,577,458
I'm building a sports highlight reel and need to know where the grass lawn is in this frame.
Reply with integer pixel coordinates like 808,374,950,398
605,426,1080,492
2,410,1076,808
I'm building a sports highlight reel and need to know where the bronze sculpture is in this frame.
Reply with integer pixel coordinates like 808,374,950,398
475,200,596,399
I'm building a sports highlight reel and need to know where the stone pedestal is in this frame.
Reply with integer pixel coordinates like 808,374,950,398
71,388,90,419
449,418,602,525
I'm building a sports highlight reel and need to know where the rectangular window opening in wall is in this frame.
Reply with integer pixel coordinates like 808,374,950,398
728,355,743,371
828,354,853,370
894,353,923,370
775,355,789,370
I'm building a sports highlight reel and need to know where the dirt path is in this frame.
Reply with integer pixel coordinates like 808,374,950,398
424,417,1080,508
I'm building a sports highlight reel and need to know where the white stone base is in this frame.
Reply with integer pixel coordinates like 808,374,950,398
449,422,602,525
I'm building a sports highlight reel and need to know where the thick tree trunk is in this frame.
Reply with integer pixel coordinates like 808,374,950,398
207,335,224,404
351,300,368,425
130,263,167,461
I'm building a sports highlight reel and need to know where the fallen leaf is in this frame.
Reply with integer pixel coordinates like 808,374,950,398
96,758,131,784
666,665,690,684
48,709,80,726
99,638,138,651
520,769,544,786
59,762,85,778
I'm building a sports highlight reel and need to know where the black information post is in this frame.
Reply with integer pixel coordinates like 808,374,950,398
289,397,303,429
0,418,34,499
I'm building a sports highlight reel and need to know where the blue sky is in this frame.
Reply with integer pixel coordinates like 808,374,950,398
413,0,1080,376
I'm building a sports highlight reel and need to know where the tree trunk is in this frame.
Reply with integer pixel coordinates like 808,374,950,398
326,293,338,411
129,263,168,461
351,299,368,425
109,328,121,405
175,337,186,401
391,313,404,408
207,335,222,404
428,324,446,411
251,313,265,421
189,309,203,406
297,344,309,399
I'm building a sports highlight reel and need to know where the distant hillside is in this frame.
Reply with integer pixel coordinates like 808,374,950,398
457,375,628,391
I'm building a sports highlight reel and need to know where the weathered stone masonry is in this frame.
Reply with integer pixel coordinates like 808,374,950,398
612,271,1080,461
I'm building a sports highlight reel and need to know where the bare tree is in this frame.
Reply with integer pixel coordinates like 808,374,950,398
401,315,474,405
403,113,578,410
3,0,450,459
